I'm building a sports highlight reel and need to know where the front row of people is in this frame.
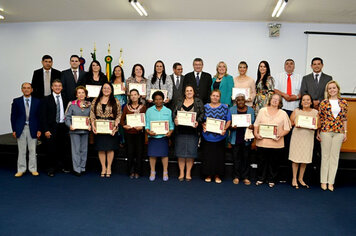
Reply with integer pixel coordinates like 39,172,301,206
11,80,348,191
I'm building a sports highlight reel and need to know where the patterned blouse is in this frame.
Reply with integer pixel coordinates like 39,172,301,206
254,76,275,116
319,98,348,133
90,97,122,125
202,103,231,142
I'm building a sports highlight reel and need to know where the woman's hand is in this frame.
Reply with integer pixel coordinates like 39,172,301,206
123,125,131,130
221,129,227,136
316,132,321,142
70,125,75,131
146,129,156,136
135,126,143,131
255,134,263,140
92,125,97,134
174,118,179,126
194,121,199,128
166,130,173,137
202,123,206,132
343,133,347,142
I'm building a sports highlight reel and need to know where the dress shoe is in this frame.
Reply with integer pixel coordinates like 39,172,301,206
321,183,327,191
205,176,212,183
14,172,24,177
328,184,334,192
61,168,71,173
134,174,140,179
149,171,156,181
233,178,240,185
73,171,81,177
31,171,39,176
47,171,55,177
163,172,169,181
243,179,251,185
215,176,222,184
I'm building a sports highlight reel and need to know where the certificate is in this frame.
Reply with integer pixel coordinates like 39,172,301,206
126,113,145,127
95,120,115,134
206,117,226,134
232,114,251,127
150,89,168,100
113,83,125,95
150,121,169,135
86,85,101,98
232,88,250,100
259,124,277,139
129,83,146,95
72,116,90,130
296,115,317,129
177,111,196,127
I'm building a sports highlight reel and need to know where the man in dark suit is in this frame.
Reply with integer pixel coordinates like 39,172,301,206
300,57,332,109
169,62,185,109
183,58,212,104
41,79,71,176
31,55,61,99
11,82,41,177
61,55,86,101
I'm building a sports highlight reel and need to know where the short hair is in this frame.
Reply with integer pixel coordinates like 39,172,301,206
75,86,88,97
173,62,182,70
21,82,32,88
131,64,145,78
70,55,80,60
235,93,246,101
42,55,53,61
238,61,248,68
51,79,62,85
193,58,203,64
211,89,221,98
267,93,283,109
298,94,314,110
311,57,323,65
152,90,164,100
285,59,295,64
324,80,341,99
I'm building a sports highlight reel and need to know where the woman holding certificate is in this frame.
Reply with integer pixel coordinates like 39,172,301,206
120,89,147,179
202,89,231,184
65,86,91,176
289,94,318,189
126,64,147,104
90,83,121,177
254,94,291,188
173,85,204,181
147,61,173,105
317,81,348,191
211,61,234,107
233,61,256,107
254,61,275,115
229,94,255,185
145,91,174,181
111,65,127,109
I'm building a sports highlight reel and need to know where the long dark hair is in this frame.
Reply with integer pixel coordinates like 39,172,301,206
94,82,118,119
88,60,104,76
183,84,197,99
131,64,145,78
256,60,271,89
128,88,142,105
110,65,125,83
151,60,166,85
299,93,314,110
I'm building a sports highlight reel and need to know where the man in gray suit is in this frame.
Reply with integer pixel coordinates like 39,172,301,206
169,62,184,110
61,55,86,101
300,57,332,109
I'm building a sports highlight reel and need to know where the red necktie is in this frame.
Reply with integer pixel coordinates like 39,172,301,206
287,74,292,95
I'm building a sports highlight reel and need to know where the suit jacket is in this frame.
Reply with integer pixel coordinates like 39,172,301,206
169,74,185,108
300,72,332,102
11,96,41,138
40,93,68,133
183,71,212,104
61,68,86,101
31,68,62,99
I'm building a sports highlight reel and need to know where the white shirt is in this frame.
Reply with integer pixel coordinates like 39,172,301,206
52,92,65,123
329,99,340,119
313,72,323,83
274,72,302,111
174,74,181,86
194,71,201,78
71,68,79,80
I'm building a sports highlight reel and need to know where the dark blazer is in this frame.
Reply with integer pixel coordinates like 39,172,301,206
11,96,41,138
61,68,86,101
170,74,185,108
300,72,332,102
31,68,62,99
183,71,212,104
41,93,68,133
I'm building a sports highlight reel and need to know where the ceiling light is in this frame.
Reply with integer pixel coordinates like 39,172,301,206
0,15,4,20
272,0,288,18
129,0,148,17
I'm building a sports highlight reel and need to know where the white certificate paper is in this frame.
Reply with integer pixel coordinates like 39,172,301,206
206,117,225,134
129,83,146,96
150,89,168,100
296,115,317,130
232,114,251,127
177,111,196,127
113,83,125,95
95,120,114,134
150,121,169,135
126,113,145,127
72,116,90,130
86,85,102,98
232,88,250,100
259,124,277,139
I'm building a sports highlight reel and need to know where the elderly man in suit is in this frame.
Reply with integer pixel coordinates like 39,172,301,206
31,55,61,99
41,79,70,177
183,58,212,104
11,83,41,177
61,55,86,101
300,57,332,109
169,62,185,110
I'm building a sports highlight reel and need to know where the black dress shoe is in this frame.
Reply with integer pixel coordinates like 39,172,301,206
73,171,81,177
62,168,71,173
47,171,55,177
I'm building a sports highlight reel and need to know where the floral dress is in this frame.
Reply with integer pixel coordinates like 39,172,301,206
253,76,275,116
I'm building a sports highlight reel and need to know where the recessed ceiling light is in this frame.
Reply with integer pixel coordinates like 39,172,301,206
0,15,4,20
0,8,4,12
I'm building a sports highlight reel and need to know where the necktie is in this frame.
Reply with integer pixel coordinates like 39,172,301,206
56,95,60,123
73,70,78,82
314,74,319,87
176,76,180,88
196,73,200,86
44,70,51,96
287,74,292,95
25,98,30,123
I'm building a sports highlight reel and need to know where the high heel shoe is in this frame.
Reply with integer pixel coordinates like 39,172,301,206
291,184,299,189
106,168,111,178
149,171,156,181
328,184,334,192
101,169,106,178
321,183,327,191
256,181,263,186
163,172,169,181
298,180,309,189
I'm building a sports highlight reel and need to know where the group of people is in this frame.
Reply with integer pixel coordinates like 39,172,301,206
10,55,348,192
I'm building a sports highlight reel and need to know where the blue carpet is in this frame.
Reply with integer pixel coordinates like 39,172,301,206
0,169,355,236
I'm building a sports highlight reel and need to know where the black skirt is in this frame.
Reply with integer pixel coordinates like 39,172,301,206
94,133,119,151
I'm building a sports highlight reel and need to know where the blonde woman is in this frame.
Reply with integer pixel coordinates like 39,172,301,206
211,61,234,107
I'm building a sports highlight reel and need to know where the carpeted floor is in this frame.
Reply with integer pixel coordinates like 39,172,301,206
1,168,356,236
